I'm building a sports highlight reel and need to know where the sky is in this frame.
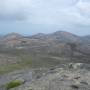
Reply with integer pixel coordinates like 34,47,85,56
0,0,90,36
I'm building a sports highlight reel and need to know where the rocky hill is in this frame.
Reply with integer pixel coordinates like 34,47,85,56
0,31,90,90
0,31,90,57
0,31,89,65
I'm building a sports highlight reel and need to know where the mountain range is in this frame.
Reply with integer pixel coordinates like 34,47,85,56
0,31,90,82
0,31,90,58
0,31,90,90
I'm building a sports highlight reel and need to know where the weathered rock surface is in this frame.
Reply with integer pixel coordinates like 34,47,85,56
0,63,90,90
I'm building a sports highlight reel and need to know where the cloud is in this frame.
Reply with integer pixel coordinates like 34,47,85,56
0,0,31,21
0,0,90,28
0,0,79,21
77,1,90,18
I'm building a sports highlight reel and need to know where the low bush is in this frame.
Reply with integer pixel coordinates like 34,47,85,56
5,79,23,90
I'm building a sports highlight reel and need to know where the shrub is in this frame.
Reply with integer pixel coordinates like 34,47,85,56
5,79,23,90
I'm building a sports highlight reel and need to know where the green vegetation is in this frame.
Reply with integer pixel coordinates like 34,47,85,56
0,53,70,75
0,48,81,75
0,57,32,74
0,60,32,75
5,79,23,90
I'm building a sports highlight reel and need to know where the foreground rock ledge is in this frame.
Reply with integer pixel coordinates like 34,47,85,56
1,63,90,90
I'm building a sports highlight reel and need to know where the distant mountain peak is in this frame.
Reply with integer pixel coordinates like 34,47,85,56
34,33,45,36
53,31,76,36
4,32,22,40
31,33,46,39
5,32,22,36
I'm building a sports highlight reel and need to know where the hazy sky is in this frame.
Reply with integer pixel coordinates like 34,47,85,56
0,0,90,35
